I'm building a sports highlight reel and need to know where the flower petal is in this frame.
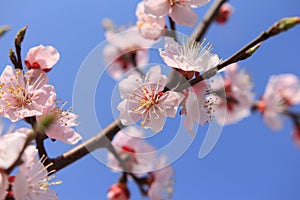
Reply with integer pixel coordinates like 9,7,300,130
170,6,198,27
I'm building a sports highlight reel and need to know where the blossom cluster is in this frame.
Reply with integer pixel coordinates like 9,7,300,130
0,0,299,199
0,43,81,199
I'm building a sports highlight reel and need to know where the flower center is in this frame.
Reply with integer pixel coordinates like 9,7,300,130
135,89,163,114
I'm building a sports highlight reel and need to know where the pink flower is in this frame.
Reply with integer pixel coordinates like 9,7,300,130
144,0,210,27
117,65,184,133
148,156,174,200
25,45,60,72
0,66,56,122
107,126,156,175
182,81,216,135
0,172,8,200
259,74,300,130
36,104,81,145
214,63,255,125
0,128,31,170
103,27,155,80
215,3,233,24
136,1,166,40
159,37,220,74
13,150,60,200
107,183,130,200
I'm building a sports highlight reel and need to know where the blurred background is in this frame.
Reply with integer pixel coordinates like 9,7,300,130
1,0,300,199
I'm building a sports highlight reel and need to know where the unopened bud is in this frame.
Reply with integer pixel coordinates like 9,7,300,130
245,43,261,57
15,26,27,46
278,17,300,32
9,48,18,67
107,183,130,200
215,3,233,25
0,25,11,37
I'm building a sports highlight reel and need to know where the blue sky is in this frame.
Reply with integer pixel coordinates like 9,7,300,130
1,0,300,199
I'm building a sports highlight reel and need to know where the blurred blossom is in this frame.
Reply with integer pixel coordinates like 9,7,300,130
107,126,156,176
117,65,184,133
159,37,220,78
182,81,216,135
103,26,155,80
148,155,174,200
144,0,210,27
25,45,60,72
259,74,300,130
136,1,166,40
107,183,130,200
215,3,233,25
36,102,81,145
214,63,255,125
0,66,56,122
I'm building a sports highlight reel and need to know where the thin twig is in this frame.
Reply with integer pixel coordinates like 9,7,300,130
25,116,52,167
14,26,27,70
168,16,178,42
191,0,227,42
49,119,124,173
175,17,300,91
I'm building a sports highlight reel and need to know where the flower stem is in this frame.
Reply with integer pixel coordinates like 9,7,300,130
191,0,227,42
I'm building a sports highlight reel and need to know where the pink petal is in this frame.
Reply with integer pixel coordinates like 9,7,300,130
35,46,60,69
264,111,283,131
184,113,195,136
46,126,81,145
145,65,167,89
0,131,28,169
25,45,43,67
25,45,59,71
13,172,28,200
0,172,8,200
142,110,166,133
118,99,141,126
119,75,143,99
185,0,210,6
144,0,170,17
170,6,198,27
159,91,184,117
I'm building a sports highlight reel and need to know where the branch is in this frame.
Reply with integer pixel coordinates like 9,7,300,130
48,17,300,174
49,119,124,173
191,0,227,42
175,17,300,91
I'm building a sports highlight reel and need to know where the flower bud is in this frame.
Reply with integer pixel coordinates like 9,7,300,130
215,3,233,24
107,183,130,200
